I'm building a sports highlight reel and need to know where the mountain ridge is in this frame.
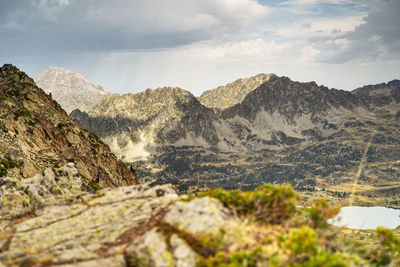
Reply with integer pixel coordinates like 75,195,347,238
0,64,138,187
198,73,276,109
69,72,400,194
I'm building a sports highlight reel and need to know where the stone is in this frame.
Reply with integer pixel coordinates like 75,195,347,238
163,197,237,235
170,234,198,267
126,229,175,267
0,163,84,220
55,255,126,267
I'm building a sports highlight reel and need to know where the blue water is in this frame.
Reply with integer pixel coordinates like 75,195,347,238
328,206,400,229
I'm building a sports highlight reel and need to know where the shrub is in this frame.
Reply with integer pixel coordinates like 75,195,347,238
305,199,340,228
195,183,298,224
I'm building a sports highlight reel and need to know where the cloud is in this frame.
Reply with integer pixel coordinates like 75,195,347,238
280,0,358,5
315,0,400,63
0,0,272,54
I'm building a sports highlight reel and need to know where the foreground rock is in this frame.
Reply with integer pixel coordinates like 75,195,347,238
0,165,237,266
1,165,398,266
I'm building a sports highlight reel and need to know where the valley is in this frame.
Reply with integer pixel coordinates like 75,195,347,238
67,74,400,208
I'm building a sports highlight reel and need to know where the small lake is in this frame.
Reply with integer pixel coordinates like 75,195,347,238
328,206,400,229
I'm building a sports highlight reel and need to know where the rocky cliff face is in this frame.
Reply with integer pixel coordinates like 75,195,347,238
0,64,138,187
34,67,112,114
352,79,400,97
70,87,219,162
198,73,275,109
70,73,400,193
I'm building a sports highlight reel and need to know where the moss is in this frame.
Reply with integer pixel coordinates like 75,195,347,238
0,155,19,177
56,122,69,129
26,118,39,127
0,166,7,177
80,174,103,192
13,108,31,120
5,89,22,98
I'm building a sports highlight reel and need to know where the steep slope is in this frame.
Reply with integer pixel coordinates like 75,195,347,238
34,67,112,113
199,73,276,109
352,79,400,97
70,73,400,194
0,64,138,187
70,87,219,162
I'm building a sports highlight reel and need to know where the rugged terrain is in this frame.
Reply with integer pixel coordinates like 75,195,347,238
352,79,400,97
198,73,275,109
70,74,400,203
71,87,219,162
1,164,398,266
34,67,112,114
0,64,137,187
0,64,399,266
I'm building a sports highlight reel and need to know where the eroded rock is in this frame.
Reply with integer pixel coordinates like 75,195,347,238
0,165,238,266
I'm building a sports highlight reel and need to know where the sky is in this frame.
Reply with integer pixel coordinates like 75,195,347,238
0,0,399,96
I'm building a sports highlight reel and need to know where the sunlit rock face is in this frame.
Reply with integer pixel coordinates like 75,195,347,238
0,164,237,267
70,86,220,162
34,67,112,114
199,73,276,109
70,72,400,192
0,64,138,188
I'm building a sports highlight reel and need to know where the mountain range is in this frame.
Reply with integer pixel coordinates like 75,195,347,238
68,72,400,197
0,64,397,266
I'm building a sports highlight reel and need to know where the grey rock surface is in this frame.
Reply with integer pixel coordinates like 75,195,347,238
0,165,236,267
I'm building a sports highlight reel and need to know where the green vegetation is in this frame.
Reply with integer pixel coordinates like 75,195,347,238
13,108,31,120
80,174,103,192
182,184,400,266
56,122,69,129
192,184,298,223
0,155,19,177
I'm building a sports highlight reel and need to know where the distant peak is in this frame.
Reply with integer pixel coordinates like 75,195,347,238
199,72,278,109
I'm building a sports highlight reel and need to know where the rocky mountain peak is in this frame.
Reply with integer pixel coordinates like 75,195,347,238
88,86,200,120
70,86,219,162
0,64,138,187
199,73,277,109
222,75,363,122
34,67,112,113
352,79,400,97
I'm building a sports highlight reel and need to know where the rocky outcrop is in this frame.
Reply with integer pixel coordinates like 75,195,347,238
0,163,82,220
0,165,237,267
70,87,219,162
352,79,400,97
199,73,276,109
0,64,138,187
34,67,112,114
221,75,370,122
1,165,391,266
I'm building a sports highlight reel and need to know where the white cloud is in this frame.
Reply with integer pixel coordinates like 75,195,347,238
280,0,358,5
313,0,400,63
85,0,272,35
